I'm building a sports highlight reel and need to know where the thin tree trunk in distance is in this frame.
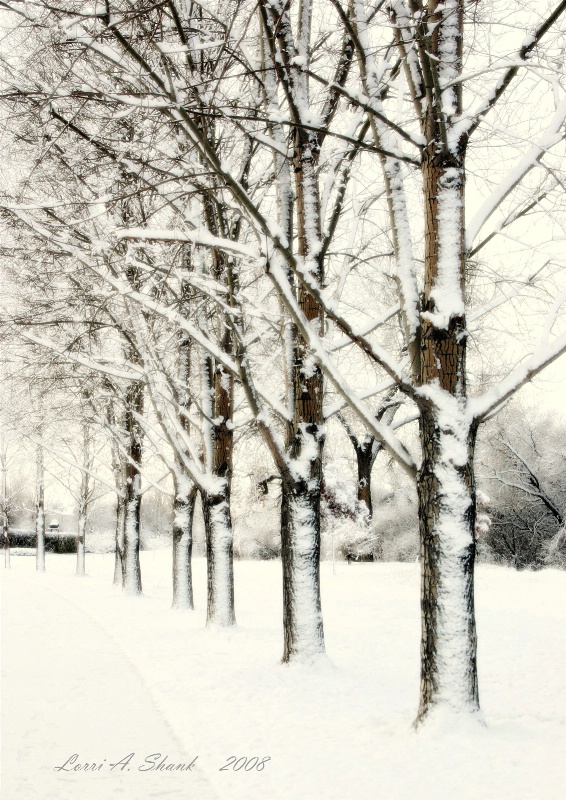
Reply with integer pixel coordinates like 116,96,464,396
35,443,45,573
76,509,86,576
76,421,91,577
1,451,9,569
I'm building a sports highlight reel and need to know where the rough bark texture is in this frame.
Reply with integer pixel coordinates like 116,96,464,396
122,483,142,595
172,482,197,610
416,410,479,723
199,333,236,626
113,494,125,586
172,274,197,611
277,125,326,663
280,478,325,662
199,195,238,626
415,0,479,722
121,377,144,595
202,490,235,626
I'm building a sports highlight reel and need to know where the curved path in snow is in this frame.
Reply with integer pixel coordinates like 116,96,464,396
1,569,218,800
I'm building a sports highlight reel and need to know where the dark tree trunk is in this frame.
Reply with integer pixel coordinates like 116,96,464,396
113,494,125,585
122,485,142,595
121,377,143,595
172,481,197,610
356,444,374,519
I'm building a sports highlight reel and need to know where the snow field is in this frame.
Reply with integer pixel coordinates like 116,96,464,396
2,552,565,800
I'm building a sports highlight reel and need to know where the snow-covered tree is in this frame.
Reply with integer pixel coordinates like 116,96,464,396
2,0,566,724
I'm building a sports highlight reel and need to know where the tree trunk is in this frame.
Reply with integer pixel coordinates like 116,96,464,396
199,195,238,626
121,377,144,595
1,453,9,569
113,494,125,585
76,426,90,577
280,478,325,662
3,532,10,569
201,488,235,626
277,124,326,663
76,508,86,576
416,3,479,716
107,398,126,586
172,480,197,610
35,444,45,573
122,476,142,595
356,444,374,519
415,408,479,723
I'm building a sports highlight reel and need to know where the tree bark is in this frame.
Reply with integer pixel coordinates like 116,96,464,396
121,377,143,595
356,443,374,519
280,477,325,662
113,494,125,585
415,0,479,719
277,124,326,663
76,508,86,576
3,533,9,569
416,408,479,723
35,444,45,573
122,478,142,595
415,164,480,721
76,423,90,577
201,489,235,626
199,194,238,627
172,480,197,609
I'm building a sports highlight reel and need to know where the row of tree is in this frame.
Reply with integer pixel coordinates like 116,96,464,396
1,0,566,726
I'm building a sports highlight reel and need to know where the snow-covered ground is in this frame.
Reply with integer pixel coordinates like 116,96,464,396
2,552,565,800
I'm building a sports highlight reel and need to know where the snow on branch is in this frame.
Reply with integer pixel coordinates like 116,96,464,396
466,95,566,250
470,330,566,422
267,256,418,477
465,0,566,138
115,227,258,260
18,331,143,382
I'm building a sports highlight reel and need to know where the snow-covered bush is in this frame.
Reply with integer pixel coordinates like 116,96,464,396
373,488,419,562
232,467,281,559
321,459,372,560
